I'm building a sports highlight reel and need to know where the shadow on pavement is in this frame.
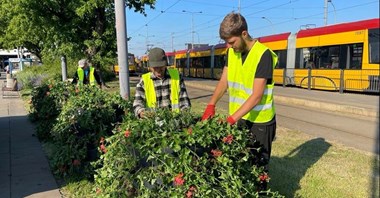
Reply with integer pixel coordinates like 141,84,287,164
0,115,61,198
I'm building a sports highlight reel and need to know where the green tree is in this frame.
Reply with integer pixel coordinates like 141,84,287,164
0,0,155,67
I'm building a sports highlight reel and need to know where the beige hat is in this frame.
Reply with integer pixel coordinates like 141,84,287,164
78,59,87,68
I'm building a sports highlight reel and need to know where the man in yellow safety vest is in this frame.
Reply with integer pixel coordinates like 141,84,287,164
201,12,278,191
72,59,102,88
133,47,191,118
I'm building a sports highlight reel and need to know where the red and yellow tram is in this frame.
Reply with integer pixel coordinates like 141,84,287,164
173,18,379,93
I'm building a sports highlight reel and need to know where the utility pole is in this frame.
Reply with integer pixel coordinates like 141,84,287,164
171,32,174,52
115,0,130,99
182,10,202,49
324,0,328,26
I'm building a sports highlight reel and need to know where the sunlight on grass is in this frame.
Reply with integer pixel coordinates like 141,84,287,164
270,128,379,198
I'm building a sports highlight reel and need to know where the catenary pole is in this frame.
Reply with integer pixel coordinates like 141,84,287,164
115,0,130,99
324,0,328,26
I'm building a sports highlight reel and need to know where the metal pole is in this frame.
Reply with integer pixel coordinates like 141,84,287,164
324,0,328,26
61,55,67,81
115,0,130,99
339,69,344,93
308,67,312,90
191,13,194,49
171,32,174,52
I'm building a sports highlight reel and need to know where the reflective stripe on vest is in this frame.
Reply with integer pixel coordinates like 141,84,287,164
227,41,278,123
142,69,180,112
77,67,95,86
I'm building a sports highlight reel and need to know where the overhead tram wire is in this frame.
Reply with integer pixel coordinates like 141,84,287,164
130,0,182,36
175,0,379,46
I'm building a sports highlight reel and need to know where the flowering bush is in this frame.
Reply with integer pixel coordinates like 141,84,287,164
48,85,132,178
94,109,283,197
29,80,76,141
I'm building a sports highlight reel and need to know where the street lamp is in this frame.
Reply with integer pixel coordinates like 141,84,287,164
182,10,202,49
261,17,274,34
328,0,336,24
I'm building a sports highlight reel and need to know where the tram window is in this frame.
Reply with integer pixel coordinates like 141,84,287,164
214,55,226,68
202,57,211,68
369,28,380,64
273,50,287,68
349,43,363,69
177,59,187,68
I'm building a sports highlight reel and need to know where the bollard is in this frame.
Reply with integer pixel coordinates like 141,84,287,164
61,55,67,81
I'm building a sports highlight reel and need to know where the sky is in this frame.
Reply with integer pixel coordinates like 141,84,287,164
125,0,380,57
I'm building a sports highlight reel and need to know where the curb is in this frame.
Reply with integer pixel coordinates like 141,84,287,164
274,96,378,118
185,82,378,118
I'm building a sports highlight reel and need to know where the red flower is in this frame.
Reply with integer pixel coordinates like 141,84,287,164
100,144,107,153
259,173,269,181
186,190,193,198
72,159,81,166
186,185,197,198
46,91,50,96
189,185,197,191
187,127,193,135
48,84,53,89
211,149,222,157
124,130,131,138
173,173,185,186
222,134,234,144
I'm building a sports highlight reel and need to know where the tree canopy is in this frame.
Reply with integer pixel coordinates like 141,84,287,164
0,0,155,67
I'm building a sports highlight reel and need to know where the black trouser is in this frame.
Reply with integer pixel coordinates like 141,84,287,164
237,116,276,172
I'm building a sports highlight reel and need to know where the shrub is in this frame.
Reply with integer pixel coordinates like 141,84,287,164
29,80,76,141
49,85,132,178
94,110,283,197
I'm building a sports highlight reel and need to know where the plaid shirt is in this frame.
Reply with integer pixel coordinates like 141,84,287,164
133,70,191,117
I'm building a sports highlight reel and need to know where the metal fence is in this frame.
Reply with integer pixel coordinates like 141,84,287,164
275,68,380,94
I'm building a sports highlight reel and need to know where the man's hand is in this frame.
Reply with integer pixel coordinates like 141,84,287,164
139,111,155,119
201,104,216,121
226,116,236,125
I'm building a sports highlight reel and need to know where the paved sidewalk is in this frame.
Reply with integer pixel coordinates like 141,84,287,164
0,78,61,198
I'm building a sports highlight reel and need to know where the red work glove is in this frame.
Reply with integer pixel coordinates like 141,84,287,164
201,104,215,121
226,116,236,125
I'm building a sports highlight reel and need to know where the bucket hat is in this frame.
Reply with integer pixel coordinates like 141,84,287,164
148,48,168,67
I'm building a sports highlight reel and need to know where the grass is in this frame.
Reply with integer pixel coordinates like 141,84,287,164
31,78,379,197
269,128,379,198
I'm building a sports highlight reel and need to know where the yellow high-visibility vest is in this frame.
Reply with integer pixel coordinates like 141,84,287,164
77,67,95,86
142,68,180,112
227,41,278,123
